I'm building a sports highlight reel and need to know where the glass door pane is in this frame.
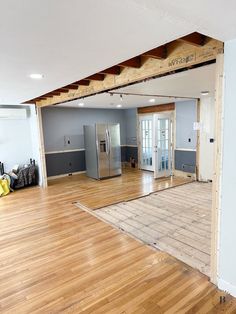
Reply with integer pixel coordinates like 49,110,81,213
153,113,173,178
139,116,153,171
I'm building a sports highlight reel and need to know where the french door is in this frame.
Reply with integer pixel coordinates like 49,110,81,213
153,113,173,178
139,115,153,171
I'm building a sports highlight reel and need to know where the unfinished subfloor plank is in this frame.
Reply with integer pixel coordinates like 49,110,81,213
90,181,212,276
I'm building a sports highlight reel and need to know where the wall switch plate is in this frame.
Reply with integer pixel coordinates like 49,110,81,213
64,135,71,146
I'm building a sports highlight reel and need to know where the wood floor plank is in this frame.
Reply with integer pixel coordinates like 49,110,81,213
0,170,235,313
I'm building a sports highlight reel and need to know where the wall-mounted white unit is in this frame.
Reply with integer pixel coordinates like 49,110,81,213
0,108,27,120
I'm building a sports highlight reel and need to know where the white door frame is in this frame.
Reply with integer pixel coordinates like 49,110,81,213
153,112,174,179
138,114,154,171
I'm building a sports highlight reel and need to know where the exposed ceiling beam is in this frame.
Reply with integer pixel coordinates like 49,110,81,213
178,32,205,47
65,84,80,90
44,92,61,96
55,88,69,93
100,66,121,75
74,80,90,86
85,73,105,81
142,45,167,59
119,56,141,68
23,34,222,106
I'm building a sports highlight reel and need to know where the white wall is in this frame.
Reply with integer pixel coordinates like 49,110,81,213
199,96,215,181
0,105,43,184
218,39,236,297
0,106,33,172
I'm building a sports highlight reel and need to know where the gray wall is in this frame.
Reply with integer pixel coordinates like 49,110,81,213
42,107,127,152
42,107,137,176
176,100,197,150
218,40,236,296
125,108,137,145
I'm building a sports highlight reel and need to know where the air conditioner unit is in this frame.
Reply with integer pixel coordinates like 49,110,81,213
0,108,27,120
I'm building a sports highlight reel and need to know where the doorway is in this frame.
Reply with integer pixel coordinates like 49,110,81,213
139,115,153,171
153,112,173,179
139,112,173,179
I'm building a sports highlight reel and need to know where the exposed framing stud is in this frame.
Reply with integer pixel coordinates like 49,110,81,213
211,53,224,284
119,56,142,68
178,32,205,47
142,45,167,59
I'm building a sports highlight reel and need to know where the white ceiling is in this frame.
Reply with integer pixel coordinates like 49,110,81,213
0,0,234,105
57,63,215,109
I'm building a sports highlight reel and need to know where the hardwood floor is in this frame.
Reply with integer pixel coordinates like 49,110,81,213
48,168,191,209
87,182,212,276
0,170,236,313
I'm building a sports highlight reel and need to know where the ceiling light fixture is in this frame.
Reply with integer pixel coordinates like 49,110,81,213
29,73,44,79
201,91,209,96
78,102,84,107
117,104,122,108
149,98,155,103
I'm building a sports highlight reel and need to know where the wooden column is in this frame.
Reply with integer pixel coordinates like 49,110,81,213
36,107,48,188
211,53,224,284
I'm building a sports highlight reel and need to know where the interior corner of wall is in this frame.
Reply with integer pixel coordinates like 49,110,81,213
218,278,236,298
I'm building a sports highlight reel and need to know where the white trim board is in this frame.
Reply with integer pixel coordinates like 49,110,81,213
175,148,196,152
45,148,85,155
45,146,137,154
47,171,86,180
218,278,236,298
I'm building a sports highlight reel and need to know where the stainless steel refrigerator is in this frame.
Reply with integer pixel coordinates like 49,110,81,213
83,123,122,179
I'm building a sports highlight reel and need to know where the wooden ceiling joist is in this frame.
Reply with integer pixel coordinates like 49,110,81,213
178,32,206,47
119,56,141,68
100,66,121,75
55,88,69,93
142,45,167,59
65,84,80,90
23,33,223,106
44,92,61,96
85,73,105,81
74,80,90,86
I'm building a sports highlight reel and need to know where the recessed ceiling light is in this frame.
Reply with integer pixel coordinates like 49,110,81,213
29,73,44,79
149,98,155,103
117,104,122,108
201,91,209,96
78,102,84,107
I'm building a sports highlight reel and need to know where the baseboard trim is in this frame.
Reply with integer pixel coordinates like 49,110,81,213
173,169,196,180
45,148,85,155
218,278,236,297
47,171,86,180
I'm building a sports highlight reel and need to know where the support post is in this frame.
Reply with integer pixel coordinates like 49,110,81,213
36,107,48,188
211,53,224,284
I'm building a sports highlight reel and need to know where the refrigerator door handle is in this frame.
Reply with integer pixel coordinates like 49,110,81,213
105,129,110,155
107,129,110,155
